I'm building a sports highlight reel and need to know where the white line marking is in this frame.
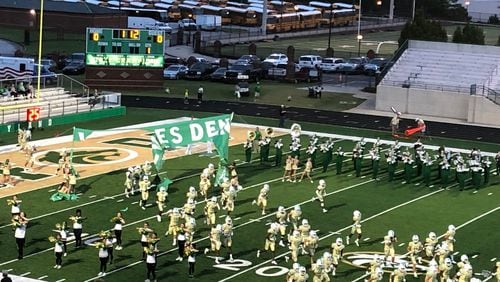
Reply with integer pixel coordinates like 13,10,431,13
131,201,138,205
491,258,497,261
219,189,446,282
116,199,124,203
453,251,460,256
234,217,241,221
55,279,66,282
488,193,493,196
48,189,56,192
20,272,31,276
363,237,370,241
37,275,48,279
89,195,97,198
472,254,479,259
398,243,405,247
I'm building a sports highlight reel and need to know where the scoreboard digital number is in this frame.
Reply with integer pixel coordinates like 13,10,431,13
86,28,165,68
27,107,41,122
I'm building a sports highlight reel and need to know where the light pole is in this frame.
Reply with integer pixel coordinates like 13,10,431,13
294,5,299,30
327,3,333,49
357,34,363,56
412,0,416,21
464,0,470,21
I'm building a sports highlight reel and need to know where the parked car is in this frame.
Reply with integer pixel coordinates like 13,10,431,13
267,63,300,80
185,62,214,80
224,63,261,83
210,67,227,82
163,64,188,79
338,57,368,74
34,64,57,84
238,55,261,67
41,59,57,72
263,53,288,66
164,57,186,68
295,66,321,83
363,58,388,75
64,52,85,66
298,55,322,68
62,61,85,75
178,18,197,31
319,57,345,73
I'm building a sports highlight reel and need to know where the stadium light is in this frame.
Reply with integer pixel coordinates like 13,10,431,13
36,1,45,102
357,34,363,56
30,9,36,16
376,0,382,5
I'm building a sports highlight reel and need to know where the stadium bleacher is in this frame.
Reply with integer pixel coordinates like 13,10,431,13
381,42,500,93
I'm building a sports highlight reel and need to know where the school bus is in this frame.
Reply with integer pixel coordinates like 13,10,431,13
226,6,258,26
200,5,232,24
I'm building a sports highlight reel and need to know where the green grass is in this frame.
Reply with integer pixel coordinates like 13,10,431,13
0,108,498,282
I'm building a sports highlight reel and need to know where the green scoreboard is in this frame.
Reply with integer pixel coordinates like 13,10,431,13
85,28,164,68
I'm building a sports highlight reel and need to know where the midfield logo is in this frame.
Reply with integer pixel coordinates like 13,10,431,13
34,147,138,167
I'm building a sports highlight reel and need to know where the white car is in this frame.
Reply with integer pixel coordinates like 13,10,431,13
178,18,197,31
163,64,188,79
298,55,322,68
319,58,345,72
263,53,288,66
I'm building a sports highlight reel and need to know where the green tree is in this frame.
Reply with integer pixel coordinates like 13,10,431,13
398,13,448,46
452,26,463,43
488,15,500,25
461,24,485,45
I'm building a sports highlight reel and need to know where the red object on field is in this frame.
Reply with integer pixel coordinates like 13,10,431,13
405,126,424,136
26,107,41,122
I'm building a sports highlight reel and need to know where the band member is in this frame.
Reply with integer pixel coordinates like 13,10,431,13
422,153,433,187
416,118,426,135
482,157,492,186
306,144,317,168
70,209,85,248
252,184,270,215
111,212,125,250
456,157,469,191
353,148,363,177
387,153,397,182
471,163,484,191
139,175,151,210
49,234,64,269
403,152,414,184
13,212,28,260
441,159,451,188
243,139,252,163
321,139,334,173
290,139,301,158
335,147,344,175
262,136,271,162
390,112,401,136
259,138,267,164
274,139,283,167
282,155,293,182
7,195,22,218
314,179,328,213
299,158,313,183
495,151,500,176
253,127,262,153
370,148,380,180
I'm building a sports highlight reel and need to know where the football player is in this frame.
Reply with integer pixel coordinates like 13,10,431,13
425,259,439,282
295,266,309,282
222,216,234,262
439,257,453,282
257,222,279,265
165,208,182,246
186,186,197,203
287,205,302,231
156,186,168,220
204,224,223,264
252,184,270,215
407,234,423,278
347,210,362,247
314,179,328,213
383,230,397,266
424,231,438,259
457,254,470,270
389,263,407,282
455,263,473,282
224,186,237,215
366,255,384,282
204,197,220,227
311,259,330,282
219,177,230,207
183,198,196,216
436,242,450,266
443,225,456,261
139,176,151,210
304,230,319,265
124,167,133,198
199,173,211,201
286,263,301,282
494,261,500,282
331,237,345,276
298,219,311,255
288,230,302,263
321,252,334,277
276,206,288,247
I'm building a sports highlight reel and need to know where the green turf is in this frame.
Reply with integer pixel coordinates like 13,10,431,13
10,167,52,181
0,118,498,282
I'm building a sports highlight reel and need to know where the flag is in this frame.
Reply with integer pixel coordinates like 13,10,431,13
151,134,166,170
157,177,173,191
214,158,228,186
73,127,93,141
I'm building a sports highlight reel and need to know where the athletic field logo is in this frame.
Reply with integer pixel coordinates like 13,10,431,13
342,251,429,274
34,147,138,167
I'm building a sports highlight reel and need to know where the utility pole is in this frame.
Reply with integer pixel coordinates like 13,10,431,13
261,0,267,36
389,0,394,20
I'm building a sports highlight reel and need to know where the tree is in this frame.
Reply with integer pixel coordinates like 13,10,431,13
453,24,486,45
452,26,463,43
488,15,500,25
398,13,448,46
497,35,500,46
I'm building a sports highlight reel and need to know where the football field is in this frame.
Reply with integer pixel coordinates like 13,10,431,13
0,116,499,282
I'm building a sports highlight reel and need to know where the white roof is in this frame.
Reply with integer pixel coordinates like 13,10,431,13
183,0,200,6
178,3,196,8
247,0,263,3
309,1,332,8
295,4,317,11
247,6,274,13
161,0,177,3
225,6,248,13
227,1,247,7
332,8,355,13
298,10,321,16
200,5,224,11
107,1,121,6
130,1,150,8
155,3,172,9
333,2,355,8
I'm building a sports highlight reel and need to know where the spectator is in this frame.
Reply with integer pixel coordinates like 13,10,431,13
279,105,286,128
1,270,12,282
9,85,17,98
197,85,204,104
184,88,189,105
234,84,240,99
27,84,34,99
254,82,261,99
17,82,26,97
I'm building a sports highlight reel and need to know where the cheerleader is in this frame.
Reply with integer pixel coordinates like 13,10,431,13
96,239,109,277
69,209,85,248
145,245,159,281
55,222,68,256
111,212,125,250
24,145,36,172
186,242,199,278
291,156,299,183
2,159,12,186
124,167,133,198
105,233,114,264
7,195,22,218
299,158,313,183
282,155,293,182
49,234,64,269
13,211,28,260
138,222,154,260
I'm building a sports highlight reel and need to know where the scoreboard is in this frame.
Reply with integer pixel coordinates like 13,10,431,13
85,28,165,68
